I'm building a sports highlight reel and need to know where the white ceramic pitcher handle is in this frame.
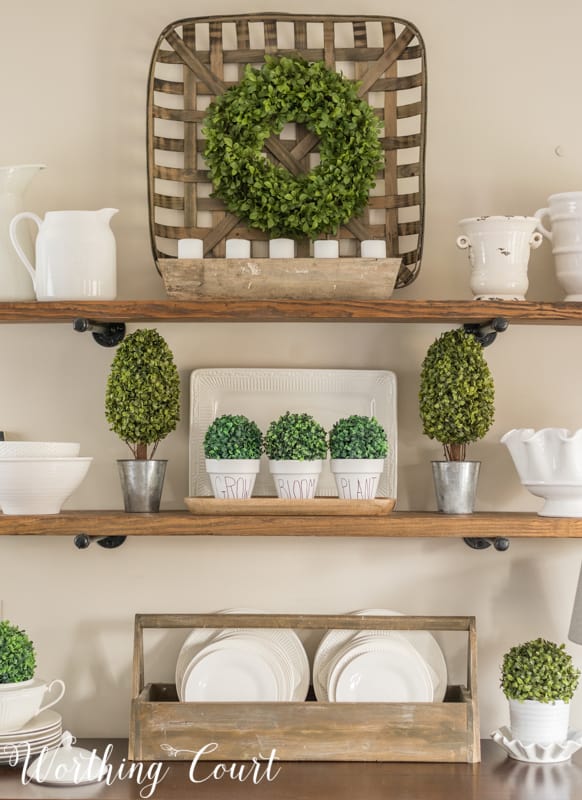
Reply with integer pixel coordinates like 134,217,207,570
456,235,471,249
534,207,552,241
530,231,544,249
39,679,65,713
9,211,42,284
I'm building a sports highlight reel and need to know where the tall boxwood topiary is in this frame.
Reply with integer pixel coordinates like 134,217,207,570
329,415,388,459
0,620,36,684
204,414,263,460
264,412,327,461
501,638,580,704
419,327,495,461
105,329,180,460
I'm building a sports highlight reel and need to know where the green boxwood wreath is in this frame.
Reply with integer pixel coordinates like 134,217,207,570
203,56,383,240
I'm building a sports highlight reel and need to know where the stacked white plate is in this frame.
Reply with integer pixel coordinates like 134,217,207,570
0,710,63,765
313,609,447,703
175,610,309,702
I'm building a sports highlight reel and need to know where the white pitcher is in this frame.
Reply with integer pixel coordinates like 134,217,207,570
9,208,118,300
0,164,46,300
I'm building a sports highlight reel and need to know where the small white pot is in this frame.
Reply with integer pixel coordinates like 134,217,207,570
205,459,261,500
509,698,570,744
268,460,322,499
330,458,385,499
0,677,65,732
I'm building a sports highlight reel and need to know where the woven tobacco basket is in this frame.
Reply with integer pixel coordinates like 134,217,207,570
147,13,427,289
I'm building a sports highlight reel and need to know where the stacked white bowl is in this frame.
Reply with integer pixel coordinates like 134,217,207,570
0,442,92,514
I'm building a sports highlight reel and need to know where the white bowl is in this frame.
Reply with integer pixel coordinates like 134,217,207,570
0,457,92,514
0,442,80,458
501,428,582,516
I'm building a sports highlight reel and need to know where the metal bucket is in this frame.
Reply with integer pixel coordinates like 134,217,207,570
117,460,167,513
431,461,480,514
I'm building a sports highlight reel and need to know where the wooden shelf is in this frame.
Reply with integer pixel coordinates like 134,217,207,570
0,299,582,324
1,510,581,537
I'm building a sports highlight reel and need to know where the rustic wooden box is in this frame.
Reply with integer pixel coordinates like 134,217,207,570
129,613,479,763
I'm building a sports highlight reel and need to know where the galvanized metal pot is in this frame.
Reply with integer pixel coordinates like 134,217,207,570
117,459,167,513
431,461,480,514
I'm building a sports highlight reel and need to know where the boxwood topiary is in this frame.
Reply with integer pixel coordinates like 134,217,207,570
329,415,388,459
419,327,495,461
501,638,580,703
204,414,263,460
0,620,36,684
105,329,180,460
264,412,328,461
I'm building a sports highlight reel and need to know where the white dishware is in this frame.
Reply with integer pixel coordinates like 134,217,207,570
10,209,117,300
313,240,339,258
534,192,582,300
361,240,387,258
225,238,251,258
0,709,62,741
0,164,46,300
0,442,80,458
0,679,65,733
26,731,106,785
328,636,434,703
177,238,204,258
491,726,582,764
456,216,542,300
312,608,447,702
0,457,92,514
269,238,295,258
190,369,397,499
501,428,582,515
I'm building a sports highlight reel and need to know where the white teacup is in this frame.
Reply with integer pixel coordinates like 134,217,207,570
0,678,65,732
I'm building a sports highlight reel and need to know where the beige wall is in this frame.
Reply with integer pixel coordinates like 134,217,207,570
1,0,582,739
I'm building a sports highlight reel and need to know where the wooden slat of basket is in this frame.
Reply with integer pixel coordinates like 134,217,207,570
183,23,197,235
148,14,426,285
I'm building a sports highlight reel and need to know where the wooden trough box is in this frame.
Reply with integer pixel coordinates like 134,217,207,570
129,613,480,764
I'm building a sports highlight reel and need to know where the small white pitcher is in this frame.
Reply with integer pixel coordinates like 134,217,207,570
534,192,582,300
457,216,542,300
9,208,118,300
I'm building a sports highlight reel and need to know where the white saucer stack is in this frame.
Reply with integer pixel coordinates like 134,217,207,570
0,710,63,765
175,610,309,702
313,609,447,703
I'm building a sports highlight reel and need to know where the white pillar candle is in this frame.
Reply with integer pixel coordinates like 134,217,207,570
178,238,204,258
269,238,295,258
225,238,251,258
313,240,339,258
361,240,387,258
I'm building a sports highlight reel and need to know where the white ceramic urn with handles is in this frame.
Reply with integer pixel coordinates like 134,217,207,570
9,208,118,300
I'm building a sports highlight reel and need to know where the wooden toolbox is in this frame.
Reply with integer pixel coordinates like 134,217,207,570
129,612,480,763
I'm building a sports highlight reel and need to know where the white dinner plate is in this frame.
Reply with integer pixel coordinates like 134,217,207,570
189,368,397,498
0,710,62,740
328,637,434,703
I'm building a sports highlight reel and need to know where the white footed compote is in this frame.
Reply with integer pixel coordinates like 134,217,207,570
501,428,582,516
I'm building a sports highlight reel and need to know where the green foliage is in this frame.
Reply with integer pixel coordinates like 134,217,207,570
501,638,580,703
329,415,388,459
203,55,383,239
0,620,36,684
264,412,328,461
105,329,180,460
204,414,263,459
419,328,495,461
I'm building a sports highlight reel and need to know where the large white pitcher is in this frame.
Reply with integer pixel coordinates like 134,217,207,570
0,164,46,300
9,208,118,300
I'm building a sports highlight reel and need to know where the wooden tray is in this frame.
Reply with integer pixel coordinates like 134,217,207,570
129,613,479,763
159,256,401,300
184,497,396,516
147,14,426,289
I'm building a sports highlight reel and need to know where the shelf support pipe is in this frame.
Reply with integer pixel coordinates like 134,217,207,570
73,534,127,549
73,319,126,347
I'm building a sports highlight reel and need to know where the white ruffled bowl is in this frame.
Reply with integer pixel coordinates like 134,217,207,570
501,428,582,516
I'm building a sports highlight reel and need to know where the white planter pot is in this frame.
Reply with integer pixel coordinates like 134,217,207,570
330,458,385,500
0,677,65,732
205,459,261,500
509,698,570,744
268,460,323,499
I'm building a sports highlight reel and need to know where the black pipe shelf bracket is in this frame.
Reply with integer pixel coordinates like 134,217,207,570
463,316,509,347
464,536,510,552
73,318,126,347
74,534,127,550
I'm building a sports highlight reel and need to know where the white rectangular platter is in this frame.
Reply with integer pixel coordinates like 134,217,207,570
189,368,397,499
